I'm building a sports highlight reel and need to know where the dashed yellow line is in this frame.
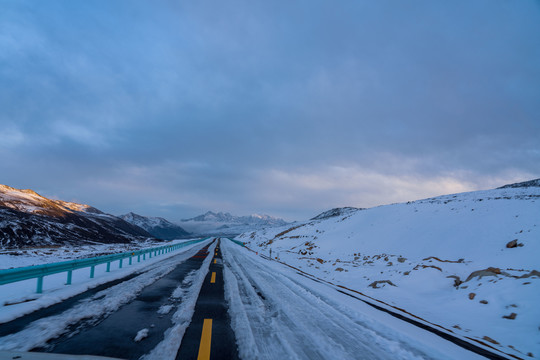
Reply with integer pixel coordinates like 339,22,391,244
210,272,216,283
214,259,217,264
197,318,212,360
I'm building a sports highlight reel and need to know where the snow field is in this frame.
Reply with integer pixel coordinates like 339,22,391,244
237,186,540,359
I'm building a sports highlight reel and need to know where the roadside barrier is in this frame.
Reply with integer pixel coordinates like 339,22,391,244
0,238,209,293
227,238,245,247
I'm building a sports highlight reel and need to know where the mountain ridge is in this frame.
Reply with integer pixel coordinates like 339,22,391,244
498,178,540,189
179,211,289,236
0,185,154,248
120,212,190,240
183,211,287,225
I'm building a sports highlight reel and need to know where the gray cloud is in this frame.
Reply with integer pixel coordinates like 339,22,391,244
1,0,539,221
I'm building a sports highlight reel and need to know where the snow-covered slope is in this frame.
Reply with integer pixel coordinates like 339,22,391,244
0,185,153,248
0,185,103,217
236,179,540,359
179,211,288,235
120,212,190,240
310,206,362,220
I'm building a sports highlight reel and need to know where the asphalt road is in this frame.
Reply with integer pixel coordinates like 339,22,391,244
175,239,239,360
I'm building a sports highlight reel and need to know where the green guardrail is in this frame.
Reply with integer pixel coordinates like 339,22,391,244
0,238,210,293
227,238,245,247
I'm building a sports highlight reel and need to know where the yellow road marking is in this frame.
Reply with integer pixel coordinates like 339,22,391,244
197,318,212,360
210,272,216,283
214,259,217,264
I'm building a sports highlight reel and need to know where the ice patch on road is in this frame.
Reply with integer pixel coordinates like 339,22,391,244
157,304,174,315
134,328,149,342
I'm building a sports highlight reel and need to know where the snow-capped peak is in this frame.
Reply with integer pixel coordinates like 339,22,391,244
179,211,289,236
119,212,190,240
0,184,101,217
0,184,153,247
183,211,287,225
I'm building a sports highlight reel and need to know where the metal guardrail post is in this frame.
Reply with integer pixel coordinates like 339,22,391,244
106,262,111,272
90,266,95,278
119,259,123,269
66,270,72,285
37,276,43,293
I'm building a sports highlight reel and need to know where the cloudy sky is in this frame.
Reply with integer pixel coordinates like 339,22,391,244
1,0,539,221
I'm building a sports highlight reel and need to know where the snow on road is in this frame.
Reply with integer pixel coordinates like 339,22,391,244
221,239,486,360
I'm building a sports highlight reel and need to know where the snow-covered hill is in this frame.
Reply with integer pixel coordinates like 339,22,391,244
236,179,540,359
179,211,288,235
0,185,154,248
120,212,190,240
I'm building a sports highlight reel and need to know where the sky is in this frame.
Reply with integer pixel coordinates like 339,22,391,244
1,0,539,222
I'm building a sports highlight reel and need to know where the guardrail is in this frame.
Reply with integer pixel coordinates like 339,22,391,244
0,238,209,293
227,238,245,247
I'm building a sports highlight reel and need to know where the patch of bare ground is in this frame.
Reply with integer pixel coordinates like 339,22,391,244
446,275,463,287
261,224,306,246
274,224,305,238
368,280,396,288
422,256,464,263
482,336,499,345
298,257,325,264
506,239,524,248
414,264,442,271
465,268,540,282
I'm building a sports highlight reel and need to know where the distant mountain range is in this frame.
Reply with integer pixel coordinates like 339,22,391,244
183,211,287,225
0,185,153,248
179,211,288,235
120,212,190,240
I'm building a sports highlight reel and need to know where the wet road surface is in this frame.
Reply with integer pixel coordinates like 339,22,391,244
176,239,239,360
